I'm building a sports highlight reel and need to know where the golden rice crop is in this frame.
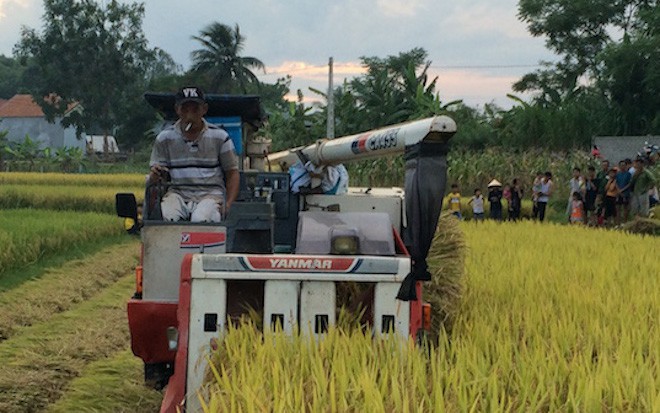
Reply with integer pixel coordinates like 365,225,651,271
0,172,145,187
201,221,658,412
0,209,124,274
0,184,143,213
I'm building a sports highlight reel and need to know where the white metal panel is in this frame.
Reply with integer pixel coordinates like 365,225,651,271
263,280,299,334
373,282,410,338
186,256,227,413
142,225,226,300
304,192,403,231
300,281,336,337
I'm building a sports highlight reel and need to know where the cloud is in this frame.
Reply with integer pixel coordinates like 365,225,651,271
376,0,425,17
264,60,531,108
264,61,366,81
450,3,530,40
0,0,39,56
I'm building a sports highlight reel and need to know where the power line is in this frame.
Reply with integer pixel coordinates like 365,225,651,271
430,64,544,69
260,63,545,76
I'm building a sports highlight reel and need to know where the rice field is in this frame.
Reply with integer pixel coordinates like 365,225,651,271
0,172,144,213
0,209,124,275
201,221,659,412
0,171,657,412
0,172,146,187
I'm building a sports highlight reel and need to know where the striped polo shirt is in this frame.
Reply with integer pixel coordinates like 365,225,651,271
150,120,239,202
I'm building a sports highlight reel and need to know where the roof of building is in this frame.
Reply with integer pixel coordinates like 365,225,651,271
0,94,78,118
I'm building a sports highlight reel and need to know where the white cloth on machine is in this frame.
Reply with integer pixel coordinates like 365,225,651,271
289,161,348,194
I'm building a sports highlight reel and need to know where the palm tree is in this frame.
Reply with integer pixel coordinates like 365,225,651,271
190,23,265,93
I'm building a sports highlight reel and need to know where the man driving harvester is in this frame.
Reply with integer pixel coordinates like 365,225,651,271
149,86,240,222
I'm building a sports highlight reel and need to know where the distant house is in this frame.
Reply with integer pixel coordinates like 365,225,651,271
85,134,119,154
593,136,659,163
0,94,85,150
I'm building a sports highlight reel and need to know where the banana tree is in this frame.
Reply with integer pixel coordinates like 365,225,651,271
4,134,42,171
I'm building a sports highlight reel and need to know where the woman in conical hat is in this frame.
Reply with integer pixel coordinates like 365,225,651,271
488,179,503,220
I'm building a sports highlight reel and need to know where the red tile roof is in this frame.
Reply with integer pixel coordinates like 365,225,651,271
0,94,78,118
0,94,45,117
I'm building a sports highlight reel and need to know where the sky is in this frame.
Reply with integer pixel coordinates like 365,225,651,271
0,0,558,108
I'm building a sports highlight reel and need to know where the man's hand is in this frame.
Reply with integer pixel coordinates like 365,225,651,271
149,165,169,182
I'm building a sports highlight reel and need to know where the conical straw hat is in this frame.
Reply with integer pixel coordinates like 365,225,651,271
488,179,502,187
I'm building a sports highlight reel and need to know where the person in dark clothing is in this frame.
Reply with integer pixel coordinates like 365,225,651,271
487,179,503,221
509,178,523,220
584,166,598,225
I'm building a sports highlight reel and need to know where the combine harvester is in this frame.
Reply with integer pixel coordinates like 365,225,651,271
116,93,456,412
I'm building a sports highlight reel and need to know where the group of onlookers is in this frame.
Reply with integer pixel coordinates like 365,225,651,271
446,178,527,222
445,151,657,225
569,157,658,226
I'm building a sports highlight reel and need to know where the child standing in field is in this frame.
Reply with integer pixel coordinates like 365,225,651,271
468,188,485,221
566,167,585,222
569,192,585,224
447,183,462,219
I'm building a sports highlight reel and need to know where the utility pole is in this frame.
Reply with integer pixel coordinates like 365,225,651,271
327,57,335,139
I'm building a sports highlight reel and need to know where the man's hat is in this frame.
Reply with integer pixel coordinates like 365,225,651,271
175,86,206,104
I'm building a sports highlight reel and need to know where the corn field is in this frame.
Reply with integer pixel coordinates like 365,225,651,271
200,221,659,412
348,148,596,202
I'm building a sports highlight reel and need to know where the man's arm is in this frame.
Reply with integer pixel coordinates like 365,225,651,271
149,135,169,182
224,168,240,212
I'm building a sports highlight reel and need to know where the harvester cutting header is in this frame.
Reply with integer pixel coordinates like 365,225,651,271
116,90,456,412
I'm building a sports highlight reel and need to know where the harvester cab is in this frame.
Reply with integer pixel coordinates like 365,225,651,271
116,92,456,412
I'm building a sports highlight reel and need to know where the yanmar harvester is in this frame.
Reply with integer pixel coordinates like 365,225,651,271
116,93,456,412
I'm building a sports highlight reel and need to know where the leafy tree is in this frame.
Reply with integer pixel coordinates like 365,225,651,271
265,89,325,151
190,23,265,93
0,55,27,98
516,0,659,135
596,25,660,134
14,0,156,151
518,0,638,83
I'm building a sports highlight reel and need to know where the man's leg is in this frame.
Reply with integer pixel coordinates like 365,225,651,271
629,194,639,217
191,197,222,223
538,202,546,221
639,194,650,217
161,193,188,221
